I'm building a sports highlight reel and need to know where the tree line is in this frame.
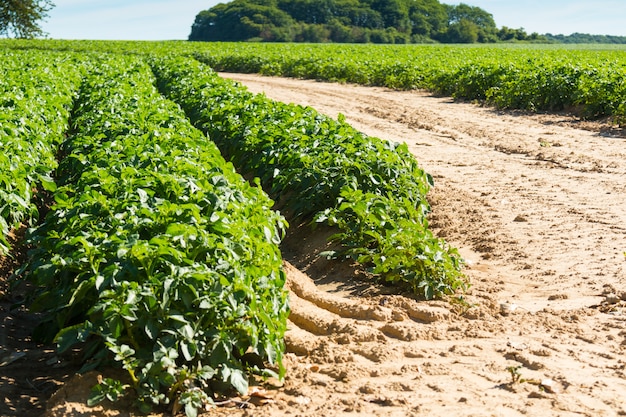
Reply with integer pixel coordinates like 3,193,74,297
188,0,547,43
2,0,626,44
545,33,626,44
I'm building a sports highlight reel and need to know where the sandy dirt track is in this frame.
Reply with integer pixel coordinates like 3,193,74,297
44,74,626,417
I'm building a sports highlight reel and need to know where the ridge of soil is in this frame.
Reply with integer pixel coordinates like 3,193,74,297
2,74,625,417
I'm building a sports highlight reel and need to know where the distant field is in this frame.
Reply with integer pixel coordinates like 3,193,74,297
4,39,625,121
190,43,626,120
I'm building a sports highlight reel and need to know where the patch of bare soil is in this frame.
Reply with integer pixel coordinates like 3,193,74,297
0,229,82,416
5,75,626,416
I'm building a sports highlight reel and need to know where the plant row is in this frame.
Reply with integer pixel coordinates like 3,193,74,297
0,50,82,253
22,54,289,416
150,56,465,299
191,43,626,121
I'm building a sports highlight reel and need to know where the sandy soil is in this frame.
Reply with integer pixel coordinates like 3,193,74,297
4,74,626,417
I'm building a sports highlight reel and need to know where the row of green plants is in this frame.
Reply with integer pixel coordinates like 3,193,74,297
21,53,289,416
0,42,468,413
191,43,626,121
150,55,465,299
0,50,82,253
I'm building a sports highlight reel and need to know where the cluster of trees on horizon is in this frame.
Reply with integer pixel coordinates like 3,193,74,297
544,33,626,44
1,0,626,44
189,0,626,44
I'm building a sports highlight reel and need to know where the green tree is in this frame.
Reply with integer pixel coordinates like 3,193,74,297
294,22,331,41
443,2,496,42
189,0,511,44
278,0,384,29
446,18,478,43
367,0,411,33
0,0,54,38
447,3,494,27
328,18,355,42
189,0,294,41
408,0,447,38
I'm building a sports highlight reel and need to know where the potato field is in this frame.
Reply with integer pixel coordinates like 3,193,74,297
1,40,625,417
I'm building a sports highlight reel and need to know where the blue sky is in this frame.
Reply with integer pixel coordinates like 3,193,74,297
41,0,625,40
42,0,211,40
441,0,625,36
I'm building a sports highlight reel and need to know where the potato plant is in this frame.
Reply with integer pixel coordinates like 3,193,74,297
0,50,82,253
0,41,481,415
150,56,466,299
22,54,288,415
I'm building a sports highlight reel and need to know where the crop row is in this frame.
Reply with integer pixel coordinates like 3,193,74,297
191,43,626,121
149,56,465,299
22,54,288,415
0,50,82,253
2,43,466,414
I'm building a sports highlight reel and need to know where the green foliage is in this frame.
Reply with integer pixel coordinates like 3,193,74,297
317,187,464,298
22,54,289,415
545,32,626,44
88,377,130,406
4,39,626,120
150,55,466,298
440,3,497,43
188,0,507,43
187,42,626,122
189,1,296,42
0,50,82,253
0,0,54,38
5,37,626,413
444,19,479,43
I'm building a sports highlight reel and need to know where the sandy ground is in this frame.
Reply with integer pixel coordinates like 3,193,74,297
5,74,626,417
215,74,626,417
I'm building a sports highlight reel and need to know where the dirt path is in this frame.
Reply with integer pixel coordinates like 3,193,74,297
225,73,626,306
41,74,626,416
216,74,626,417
